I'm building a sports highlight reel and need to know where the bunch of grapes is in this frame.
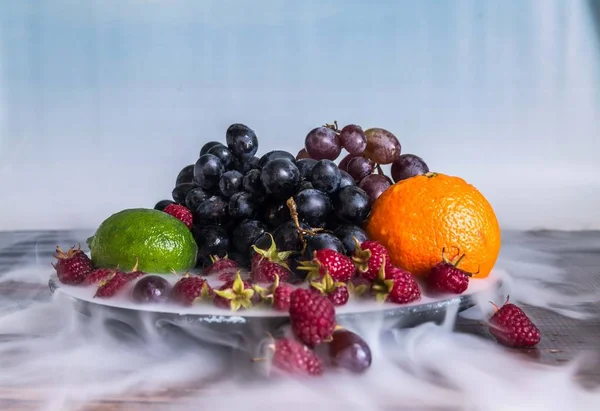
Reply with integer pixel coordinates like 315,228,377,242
155,122,429,271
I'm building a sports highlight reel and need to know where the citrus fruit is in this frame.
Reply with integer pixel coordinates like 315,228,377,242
88,208,198,273
365,172,501,278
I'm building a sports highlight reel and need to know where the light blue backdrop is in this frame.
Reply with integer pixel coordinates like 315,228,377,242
1,0,599,230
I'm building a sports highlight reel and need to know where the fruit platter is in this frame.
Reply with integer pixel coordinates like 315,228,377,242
49,122,539,376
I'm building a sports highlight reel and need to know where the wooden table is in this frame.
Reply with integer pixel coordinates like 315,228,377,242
0,230,598,410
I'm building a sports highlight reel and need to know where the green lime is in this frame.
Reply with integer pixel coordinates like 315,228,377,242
88,208,197,273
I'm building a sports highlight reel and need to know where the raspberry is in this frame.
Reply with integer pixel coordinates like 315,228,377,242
289,288,336,347
427,249,471,294
163,204,193,229
94,271,129,298
213,272,256,311
272,284,294,311
52,245,93,285
203,255,239,281
298,249,356,282
83,268,114,286
254,274,293,311
170,275,212,306
250,234,293,284
268,338,323,377
489,298,541,347
309,272,349,307
371,257,421,304
352,239,391,282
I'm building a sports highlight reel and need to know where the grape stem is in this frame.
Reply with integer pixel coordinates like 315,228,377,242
324,120,340,134
286,197,323,251
376,164,386,176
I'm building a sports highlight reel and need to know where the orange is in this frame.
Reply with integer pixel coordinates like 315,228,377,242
365,172,501,278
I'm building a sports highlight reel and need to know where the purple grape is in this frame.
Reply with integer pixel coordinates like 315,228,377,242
132,276,172,304
339,125,367,155
359,174,392,202
391,154,430,182
346,157,375,182
338,153,357,172
364,128,401,164
296,148,310,160
304,127,342,161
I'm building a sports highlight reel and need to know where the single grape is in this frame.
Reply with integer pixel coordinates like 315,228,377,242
172,183,197,204
293,189,332,228
200,141,224,157
364,128,401,164
338,170,355,189
339,125,367,155
272,220,309,252
333,186,371,225
358,174,392,203
262,200,291,228
333,225,368,255
250,232,273,257
175,164,195,186
328,328,372,373
218,170,244,198
346,157,375,182
195,195,229,221
296,148,310,160
132,276,172,304
194,225,230,264
259,150,296,168
229,191,257,219
226,123,258,159
296,158,317,181
304,232,346,258
232,219,268,256
154,199,175,211
242,169,265,197
260,158,301,199
338,153,357,172
185,187,210,211
304,127,341,161
391,154,430,182
311,160,341,194
193,154,225,190
233,155,260,174
207,145,234,170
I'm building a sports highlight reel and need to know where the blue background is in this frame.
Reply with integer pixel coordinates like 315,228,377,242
0,0,598,230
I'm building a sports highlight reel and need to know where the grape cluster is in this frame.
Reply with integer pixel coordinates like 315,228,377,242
155,121,429,272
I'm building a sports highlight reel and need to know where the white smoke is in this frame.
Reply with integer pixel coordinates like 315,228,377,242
0,231,598,410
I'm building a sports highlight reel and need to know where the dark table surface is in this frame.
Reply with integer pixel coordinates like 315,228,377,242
0,229,598,410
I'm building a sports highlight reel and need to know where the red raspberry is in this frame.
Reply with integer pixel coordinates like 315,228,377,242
52,245,93,285
163,204,193,229
268,338,323,377
272,284,293,311
289,288,336,347
298,249,356,282
213,272,257,311
371,257,421,304
489,298,541,347
203,255,239,281
83,268,114,286
352,239,391,282
427,249,471,294
250,235,293,284
94,271,129,298
309,272,350,307
253,274,294,311
170,275,212,306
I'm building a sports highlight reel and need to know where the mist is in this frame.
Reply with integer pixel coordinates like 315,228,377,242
0,230,599,410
